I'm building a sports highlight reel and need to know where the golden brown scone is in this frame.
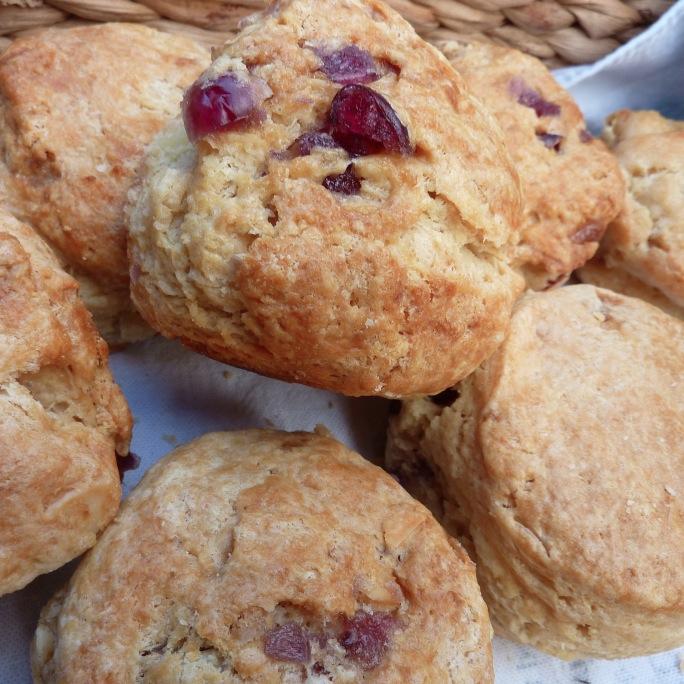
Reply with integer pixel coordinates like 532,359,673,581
387,285,684,660
128,0,524,398
438,41,624,290
582,109,684,312
0,210,131,597
577,255,684,320
32,429,493,683
0,23,210,346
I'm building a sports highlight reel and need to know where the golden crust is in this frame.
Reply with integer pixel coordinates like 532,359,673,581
0,23,209,345
387,285,684,659
599,109,684,309
32,429,493,683
439,41,625,289
0,210,131,597
129,0,524,398
577,255,684,320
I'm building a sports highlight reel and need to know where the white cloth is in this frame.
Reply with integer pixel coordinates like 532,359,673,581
2,5,684,680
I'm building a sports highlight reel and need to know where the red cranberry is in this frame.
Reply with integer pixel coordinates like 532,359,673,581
536,132,563,152
322,163,362,195
339,610,396,670
117,452,140,482
327,84,411,156
183,73,261,143
316,45,380,85
509,78,560,118
263,623,311,663
292,131,339,156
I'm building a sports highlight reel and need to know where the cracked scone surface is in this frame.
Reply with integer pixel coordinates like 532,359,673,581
579,110,684,311
0,24,209,345
438,41,624,290
0,210,131,596
386,285,684,659
32,429,493,684
129,0,523,397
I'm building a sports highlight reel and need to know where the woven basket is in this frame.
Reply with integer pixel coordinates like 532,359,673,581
0,0,673,66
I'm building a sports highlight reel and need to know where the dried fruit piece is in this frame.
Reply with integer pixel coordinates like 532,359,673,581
263,623,311,663
117,452,140,482
327,84,411,156
183,73,265,143
316,44,380,85
339,610,396,670
322,163,362,195
509,77,560,118
292,131,339,156
536,132,563,152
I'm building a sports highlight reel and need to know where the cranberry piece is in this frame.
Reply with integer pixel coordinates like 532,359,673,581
263,623,311,663
117,452,140,482
430,388,459,407
323,163,362,195
317,45,380,85
292,131,339,156
312,662,329,675
579,128,594,143
536,132,563,152
328,84,411,156
339,610,396,670
183,73,259,143
509,78,560,118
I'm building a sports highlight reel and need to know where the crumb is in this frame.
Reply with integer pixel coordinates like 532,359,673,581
665,485,676,496
162,434,178,445
327,400,333,409
314,424,333,438
222,370,232,379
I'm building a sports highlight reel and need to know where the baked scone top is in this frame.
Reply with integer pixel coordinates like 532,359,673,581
0,23,209,289
463,286,684,608
438,41,625,290
0,210,131,596
33,430,493,683
600,109,684,308
388,285,684,659
129,0,524,397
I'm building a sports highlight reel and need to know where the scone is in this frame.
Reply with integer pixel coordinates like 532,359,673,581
128,0,524,398
438,41,624,290
387,285,684,660
577,255,684,320
0,24,209,345
32,429,493,683
0,210,131,597
577,110,684,316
